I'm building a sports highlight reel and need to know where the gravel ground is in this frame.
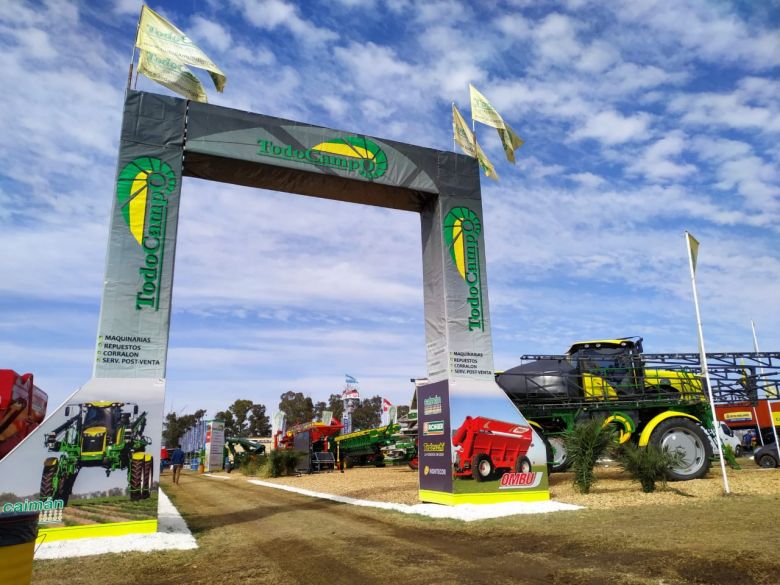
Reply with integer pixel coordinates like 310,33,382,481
241,459,780,509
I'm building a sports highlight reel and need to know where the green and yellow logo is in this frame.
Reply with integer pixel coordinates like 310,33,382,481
116,157,177,310
257,135,388,180
443,207,484,331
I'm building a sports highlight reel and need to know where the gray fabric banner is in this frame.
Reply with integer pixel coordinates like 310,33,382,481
93,92,186,378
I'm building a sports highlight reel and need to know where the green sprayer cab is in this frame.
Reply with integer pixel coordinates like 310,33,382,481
40,401,153,504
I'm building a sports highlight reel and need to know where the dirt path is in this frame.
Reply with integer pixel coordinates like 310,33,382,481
33,471,780,585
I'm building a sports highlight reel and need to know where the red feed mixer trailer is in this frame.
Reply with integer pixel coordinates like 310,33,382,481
0,370,48,460
452,416,534,481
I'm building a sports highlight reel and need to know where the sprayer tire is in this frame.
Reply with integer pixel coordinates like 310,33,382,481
142,456,153,499
649,417,712,481
130,458,144,500
40,461,58,499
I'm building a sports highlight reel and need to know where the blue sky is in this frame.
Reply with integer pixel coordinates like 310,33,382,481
1,0,778,418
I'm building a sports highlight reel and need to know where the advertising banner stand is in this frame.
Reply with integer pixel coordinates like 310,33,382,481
0,89,548,542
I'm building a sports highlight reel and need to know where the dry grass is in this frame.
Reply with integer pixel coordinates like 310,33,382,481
33,467,780,585
244,459,780,509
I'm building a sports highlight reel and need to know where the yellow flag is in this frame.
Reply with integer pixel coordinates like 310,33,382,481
136,6,226,93
469,84,524,163
470,84,505,128
453,104,497,180
497,125,524,164
452,104,476,157
686,231,700,274
138,50,208,103
475,141,499,181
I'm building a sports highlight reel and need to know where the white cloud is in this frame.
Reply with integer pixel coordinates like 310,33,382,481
627,131,697,181
113,0,141,15
190,15,233,52
533,12,582,64
617,0,780,71
569,172,605,188
669,82,780,133
569,110,651,145
232,0,338,45
576,40,619,73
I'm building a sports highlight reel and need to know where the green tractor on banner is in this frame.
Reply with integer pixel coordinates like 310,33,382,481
40,401,153,504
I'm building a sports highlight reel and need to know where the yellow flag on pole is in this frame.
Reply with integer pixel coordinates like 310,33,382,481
475,141,499,181
138,50,208,103
469,84,524,163
686,231,700,274
452,104,476,157
136,6,226,93
497,125,524,164
452,104,498,180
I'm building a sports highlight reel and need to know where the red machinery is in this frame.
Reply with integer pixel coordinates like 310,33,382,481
452,416,533,481
715,399,779,444
0,370,48,460
276,419,344,450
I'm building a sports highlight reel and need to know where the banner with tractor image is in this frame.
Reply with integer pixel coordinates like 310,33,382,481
0,378,164,541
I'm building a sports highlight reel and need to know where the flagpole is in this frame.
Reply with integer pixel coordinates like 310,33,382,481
685,231,730,494
452,102,457,152
750,321,766,446
127,4,144,91
751,320,780,455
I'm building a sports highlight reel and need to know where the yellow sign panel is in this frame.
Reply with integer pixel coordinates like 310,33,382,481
724,411,753,422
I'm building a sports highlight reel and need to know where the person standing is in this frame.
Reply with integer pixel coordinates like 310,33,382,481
170,444,185,485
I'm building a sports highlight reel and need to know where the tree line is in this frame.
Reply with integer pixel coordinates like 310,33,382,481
162,391,408,446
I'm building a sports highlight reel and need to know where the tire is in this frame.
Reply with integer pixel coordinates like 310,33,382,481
514,456,532,473
40,459,58,499
142,456,153,499
548,436,571,473
757,454,778,468
649,418,712,481
734,445,743,458
130,457,144,500
59,472,77,506
471,453,494,482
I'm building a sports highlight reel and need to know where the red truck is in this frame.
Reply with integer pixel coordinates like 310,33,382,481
452,416,534,481
0,370,48,460
715,399,780,444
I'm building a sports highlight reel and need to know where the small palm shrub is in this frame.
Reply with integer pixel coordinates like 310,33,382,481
616,443,683,493
722,444,741,470
563,418,615,494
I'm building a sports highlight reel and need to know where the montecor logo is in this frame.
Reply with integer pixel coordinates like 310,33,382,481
443,207,484,331
257,135,388,180
116,157,177,310
423,466,446,476
498,472,542,489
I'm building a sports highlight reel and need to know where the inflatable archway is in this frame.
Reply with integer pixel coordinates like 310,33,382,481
0,91,548,541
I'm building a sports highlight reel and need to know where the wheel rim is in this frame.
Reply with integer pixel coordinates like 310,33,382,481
659,427,706,476
520,459,531,473
549,437,567,467
758,455,775,468
478,460,491,476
